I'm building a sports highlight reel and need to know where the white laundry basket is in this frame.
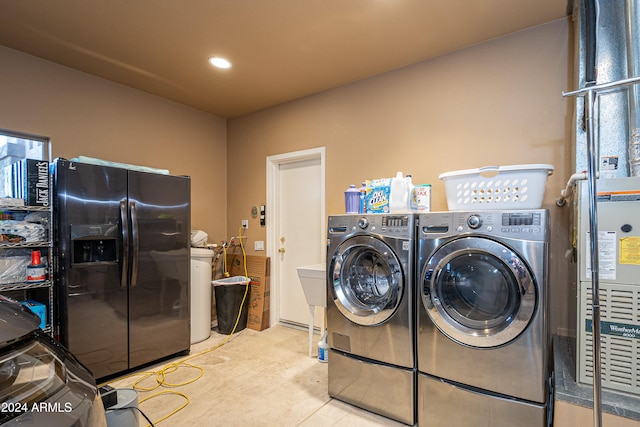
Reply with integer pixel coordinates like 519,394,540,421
439,164,554,210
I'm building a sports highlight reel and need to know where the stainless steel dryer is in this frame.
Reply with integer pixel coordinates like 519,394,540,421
416,210,552,427
327,214,415,426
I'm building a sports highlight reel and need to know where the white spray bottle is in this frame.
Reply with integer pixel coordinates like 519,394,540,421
318,330,328,363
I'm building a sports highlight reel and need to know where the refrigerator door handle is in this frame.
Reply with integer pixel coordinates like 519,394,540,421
120,199,129,289
130,201,140,287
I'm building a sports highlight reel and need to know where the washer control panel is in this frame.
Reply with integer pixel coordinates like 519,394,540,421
357,217,369,229
328,214,414,238
377,214,413,236
382,215,410,228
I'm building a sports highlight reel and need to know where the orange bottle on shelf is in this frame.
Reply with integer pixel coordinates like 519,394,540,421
26,250,46,283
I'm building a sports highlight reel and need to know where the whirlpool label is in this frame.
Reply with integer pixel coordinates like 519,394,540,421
585,320,640,339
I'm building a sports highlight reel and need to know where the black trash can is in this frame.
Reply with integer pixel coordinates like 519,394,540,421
213,276,250,335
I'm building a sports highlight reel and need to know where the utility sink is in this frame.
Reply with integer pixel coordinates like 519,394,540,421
296,263,327,357
296,263,326,307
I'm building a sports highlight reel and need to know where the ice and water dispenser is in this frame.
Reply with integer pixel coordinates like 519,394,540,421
71,224,118,264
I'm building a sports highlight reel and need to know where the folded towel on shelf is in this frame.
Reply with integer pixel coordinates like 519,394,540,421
0,220,46,243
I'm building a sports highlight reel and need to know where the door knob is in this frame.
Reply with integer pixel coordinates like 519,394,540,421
278,248,286,253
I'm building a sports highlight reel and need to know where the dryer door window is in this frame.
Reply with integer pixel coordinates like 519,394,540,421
422,236,536,348
330,235,403,326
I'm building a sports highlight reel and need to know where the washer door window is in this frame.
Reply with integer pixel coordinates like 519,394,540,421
330,235,403,326
422,237,536,348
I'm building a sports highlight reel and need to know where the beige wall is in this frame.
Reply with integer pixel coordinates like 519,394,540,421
227,18,576,336
0,18,577,336
0,45,228,243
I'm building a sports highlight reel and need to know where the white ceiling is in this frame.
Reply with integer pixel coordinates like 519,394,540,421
0,0,569,119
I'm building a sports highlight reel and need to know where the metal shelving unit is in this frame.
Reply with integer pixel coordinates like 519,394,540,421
0,129,53,336
0,203,54,336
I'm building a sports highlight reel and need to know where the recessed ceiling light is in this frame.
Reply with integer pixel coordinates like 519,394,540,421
209,56,232,69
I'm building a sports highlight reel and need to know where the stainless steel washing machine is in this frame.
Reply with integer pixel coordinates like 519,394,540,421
416,210,552,427
327,214,415,426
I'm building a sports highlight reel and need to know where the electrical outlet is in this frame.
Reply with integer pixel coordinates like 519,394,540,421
241,220,248,229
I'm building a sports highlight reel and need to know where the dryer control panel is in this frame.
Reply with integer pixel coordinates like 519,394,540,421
419,210,548,241
455,211,546,240
501,211,543,226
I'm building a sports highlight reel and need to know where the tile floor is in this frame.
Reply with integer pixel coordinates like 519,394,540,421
107,325,405,426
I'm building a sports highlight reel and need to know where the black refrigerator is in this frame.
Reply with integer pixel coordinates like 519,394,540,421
53,158,190,380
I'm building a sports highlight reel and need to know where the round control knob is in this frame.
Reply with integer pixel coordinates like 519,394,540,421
467,215,482,229
621,224,633,233
358,217,369,229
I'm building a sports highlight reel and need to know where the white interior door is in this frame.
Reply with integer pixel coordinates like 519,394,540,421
267,148,325,330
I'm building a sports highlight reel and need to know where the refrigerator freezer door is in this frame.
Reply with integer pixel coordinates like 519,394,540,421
54,160,129,379
127,171,191,370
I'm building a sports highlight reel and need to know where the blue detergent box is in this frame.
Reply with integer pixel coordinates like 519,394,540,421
365,178,391,213
21,300,46,329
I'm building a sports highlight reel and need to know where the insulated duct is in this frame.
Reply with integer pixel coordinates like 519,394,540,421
585,0,597,84
627,0,640,174
573,0,630,177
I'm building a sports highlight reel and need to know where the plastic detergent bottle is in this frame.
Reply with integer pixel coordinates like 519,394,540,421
389,172,409,213
358,182,367,214
405,174,414,212
411,184,432,212
26,250,46,283
318,330,328,363
344,185,360,214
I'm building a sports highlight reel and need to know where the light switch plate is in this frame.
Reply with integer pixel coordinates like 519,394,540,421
254,241,264,251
